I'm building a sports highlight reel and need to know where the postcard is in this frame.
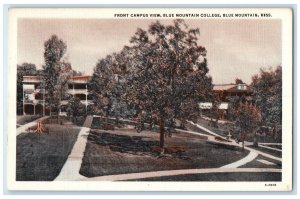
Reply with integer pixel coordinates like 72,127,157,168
7,7,293,191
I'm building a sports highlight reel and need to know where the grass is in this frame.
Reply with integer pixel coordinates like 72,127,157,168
248,145,282,158
196,117,281,143
17,115,41,126
262,144,282,150
43,116,86,127
195,117,233,137
79,128,249,177
239,155,282,169
16,123,81,181
127,172,282,181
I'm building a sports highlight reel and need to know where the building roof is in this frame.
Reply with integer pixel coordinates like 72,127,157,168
213,83,252,92
70,75,91,81
213,84,236,91
23,75,92,82
23,76,43,83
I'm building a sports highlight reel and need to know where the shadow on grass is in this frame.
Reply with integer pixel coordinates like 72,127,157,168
88,131,189,159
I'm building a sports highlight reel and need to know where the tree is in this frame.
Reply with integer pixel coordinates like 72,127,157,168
210,92,222,127
125,20,213,151
235,78,244,84
251,66,282,140
90,47,134,124
233,102,262,150
66,96,85,120
89,55,116,121
43,35,67,117
17,63,37,115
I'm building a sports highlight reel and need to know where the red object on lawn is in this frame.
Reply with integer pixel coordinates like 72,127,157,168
35,121,44,133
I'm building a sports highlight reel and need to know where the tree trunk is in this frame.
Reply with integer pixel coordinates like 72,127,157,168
116,116,119,126
242,140,245,150
159,118,165,151
241,132,246,150
105,111,109,123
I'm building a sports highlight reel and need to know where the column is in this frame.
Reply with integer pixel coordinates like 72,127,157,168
85,84,88,114
43,88,45,116
23,87,25,115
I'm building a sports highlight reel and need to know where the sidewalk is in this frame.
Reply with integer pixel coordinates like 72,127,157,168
55,115,93,181
221,151,258,168
16,116,49,136
54,116,281,181
79,168,281,181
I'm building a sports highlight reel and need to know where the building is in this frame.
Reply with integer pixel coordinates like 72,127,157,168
22,75,93,115
213,83,253,102
199,83,253,118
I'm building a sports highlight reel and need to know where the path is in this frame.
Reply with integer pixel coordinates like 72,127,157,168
187,121,282,162
259,143,282,146
53,116,281,181
221,151,258,168
187,120,226,138
55,115,93,181
16,116,49,136
258,144,282,152
77,168,281,181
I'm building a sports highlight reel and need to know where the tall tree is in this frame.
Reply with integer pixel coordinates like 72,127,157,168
90,47,133,123
89,55,116,120
251,66,282,140
17,63,37,114
43,35,67,116
233,102,262,149
125,20,213,151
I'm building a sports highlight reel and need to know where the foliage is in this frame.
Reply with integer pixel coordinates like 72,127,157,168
235,78,244,84
89,48,134,121
17,63,37,114
232,102,262,149
124,19,213,148
209,92,222,127
251,66,282,127
66,97,85,119
43,35,68,115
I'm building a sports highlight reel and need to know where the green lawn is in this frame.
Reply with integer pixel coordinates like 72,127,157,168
79,128,249,177
239,155,282,169
16,123,81,181
17,115,41,126
196,117,281,143
248,145,282,158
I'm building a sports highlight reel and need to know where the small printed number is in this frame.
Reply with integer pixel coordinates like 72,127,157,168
265,184,276,186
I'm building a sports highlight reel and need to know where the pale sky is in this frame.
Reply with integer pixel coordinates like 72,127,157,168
17,19,281,84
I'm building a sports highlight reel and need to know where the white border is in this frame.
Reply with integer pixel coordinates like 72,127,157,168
7,8,293,191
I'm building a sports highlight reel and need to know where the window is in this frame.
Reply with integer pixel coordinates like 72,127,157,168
237,84,246,90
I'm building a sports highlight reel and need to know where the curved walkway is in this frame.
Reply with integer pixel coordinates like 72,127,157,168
257,144,282,152
54,116,282,181
186,121,282,162
187,120,227,139
78,168,281,181
221,151,258,168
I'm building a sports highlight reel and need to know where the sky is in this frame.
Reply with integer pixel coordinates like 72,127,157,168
17,19,281,84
